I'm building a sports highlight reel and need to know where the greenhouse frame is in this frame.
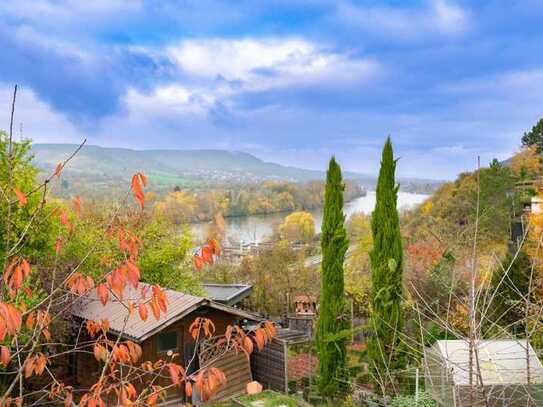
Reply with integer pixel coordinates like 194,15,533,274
424,339,543,406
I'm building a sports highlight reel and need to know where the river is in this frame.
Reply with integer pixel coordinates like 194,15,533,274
191,191,429,244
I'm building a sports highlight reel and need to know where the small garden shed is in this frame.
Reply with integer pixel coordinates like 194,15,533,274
251,328,313,393
70,283,259,404
424,339,543,406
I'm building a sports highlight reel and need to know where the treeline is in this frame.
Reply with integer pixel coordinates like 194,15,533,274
151,179,365,223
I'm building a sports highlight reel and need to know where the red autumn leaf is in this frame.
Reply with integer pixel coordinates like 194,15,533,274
254,328,266,351
185,382,193,398
96,284,109,306
126,260,140,289
64,390,73,407
201,246,213,265
193,254,204,272
150,297,161,320
24,358,34,378
72,196,82,216
131,173,147,210
139,172,148,187
167,363,185,387
243,336,254,354
59,210,73,233
0,346,10,366
138,303,148,321
54,163,63,178
25,312,35,330
207,239,221,256
13,189,27,207
55,236,64,254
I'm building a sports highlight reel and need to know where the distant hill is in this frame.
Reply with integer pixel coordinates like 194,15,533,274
30,144,441,196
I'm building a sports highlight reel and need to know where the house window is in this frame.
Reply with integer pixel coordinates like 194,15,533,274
157,331,178,353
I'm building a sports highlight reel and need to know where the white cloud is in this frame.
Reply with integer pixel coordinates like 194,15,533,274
166,38,380,91
336,0,470,39
0,85,84,144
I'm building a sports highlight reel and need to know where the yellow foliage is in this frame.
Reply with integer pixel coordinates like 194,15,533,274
420,200,433,215
153,191,197,224
510,145,541,178
278,211,315,242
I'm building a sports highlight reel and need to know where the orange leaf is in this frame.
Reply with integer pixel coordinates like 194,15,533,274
72,196,82,216
96,284,109,306
59,210,73,233
167,363,184,387
243,336,254,354
25,312,35,330
0,346,10,366
138,303,148,321
54,163,63,178
126,260,140,289
55,236,64,254
64,390,73,407
150,297,160,320
185,382,193,398
201,246,213,265
193,254,204,272
14,189,27,207
131,173,146,210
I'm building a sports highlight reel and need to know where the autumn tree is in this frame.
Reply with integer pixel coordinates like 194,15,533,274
278,211,315,243
0,132,55,261
237,240,316,316
315,157,350,398
345,213,373,316
367,138,405,390
0,88,276,406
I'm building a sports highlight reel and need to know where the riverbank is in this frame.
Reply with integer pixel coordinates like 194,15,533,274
191,191,429,244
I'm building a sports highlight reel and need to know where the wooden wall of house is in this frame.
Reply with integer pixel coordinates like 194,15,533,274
203,349,252,403
73,306,244,402
250,338,287,393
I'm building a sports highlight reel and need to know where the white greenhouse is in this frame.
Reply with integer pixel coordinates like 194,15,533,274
424,340,543,406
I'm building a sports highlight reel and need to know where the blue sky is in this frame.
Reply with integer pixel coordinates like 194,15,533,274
1,0,543,179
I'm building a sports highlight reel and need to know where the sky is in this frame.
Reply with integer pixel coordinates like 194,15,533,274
1,0,543,180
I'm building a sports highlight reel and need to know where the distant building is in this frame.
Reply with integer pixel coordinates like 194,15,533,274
424,339,543,406
202,283,253,307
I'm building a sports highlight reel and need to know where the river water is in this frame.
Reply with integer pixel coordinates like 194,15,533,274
191,191,429,244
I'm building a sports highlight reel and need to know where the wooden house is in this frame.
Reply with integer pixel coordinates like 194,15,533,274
70,283,259,404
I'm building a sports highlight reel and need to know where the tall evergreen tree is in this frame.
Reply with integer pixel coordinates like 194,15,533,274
522,118,543,152
367,137,405,389
315,157,350,398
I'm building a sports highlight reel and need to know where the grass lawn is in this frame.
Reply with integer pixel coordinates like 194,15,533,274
213,390,303,407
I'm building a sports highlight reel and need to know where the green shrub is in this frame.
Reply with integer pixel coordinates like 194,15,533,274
390,392,436,407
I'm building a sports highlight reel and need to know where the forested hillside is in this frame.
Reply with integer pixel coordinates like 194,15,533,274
31,144,442,197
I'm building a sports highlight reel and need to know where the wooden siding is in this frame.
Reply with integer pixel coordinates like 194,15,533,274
73,306,245,402
202,349,252,402
250,338,288,392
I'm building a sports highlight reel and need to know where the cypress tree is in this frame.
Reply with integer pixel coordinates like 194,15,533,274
315,157,350,398
367,137,405,388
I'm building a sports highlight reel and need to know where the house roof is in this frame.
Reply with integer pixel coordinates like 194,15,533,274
71,284,259,343
429,340,543,385
202,284,253,306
